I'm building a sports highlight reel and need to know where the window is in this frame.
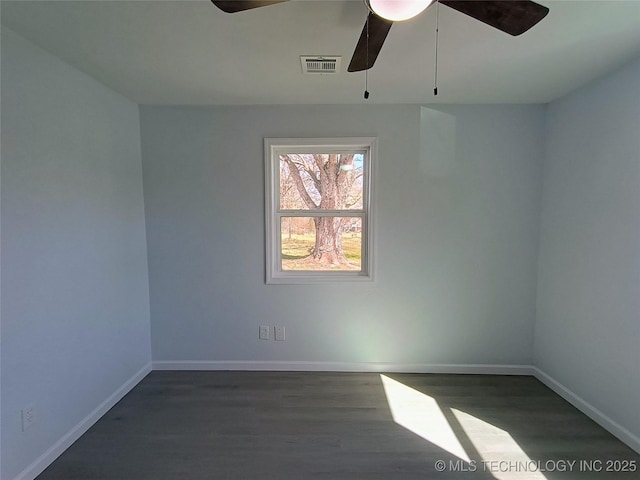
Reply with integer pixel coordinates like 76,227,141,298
265,137,376,284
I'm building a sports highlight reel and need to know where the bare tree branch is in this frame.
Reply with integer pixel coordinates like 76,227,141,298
289,155,321,194
281,155,318,209
313,154,327,175
303,165,321,193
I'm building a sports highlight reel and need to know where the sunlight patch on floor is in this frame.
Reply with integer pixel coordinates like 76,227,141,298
452,409,547,480
380,374,470,462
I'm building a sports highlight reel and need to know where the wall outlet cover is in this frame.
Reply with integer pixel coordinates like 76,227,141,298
259,325,270,340
21,405,36,431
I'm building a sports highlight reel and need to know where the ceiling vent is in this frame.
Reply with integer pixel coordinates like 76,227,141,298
301,56,341,75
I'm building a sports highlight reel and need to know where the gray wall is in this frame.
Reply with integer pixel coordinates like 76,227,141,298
140,104,544,367
535,58,640,444
1,28,151,480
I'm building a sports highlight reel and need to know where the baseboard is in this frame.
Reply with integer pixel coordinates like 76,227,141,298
533,367,640,454
152,360,534,375
12,362,152,480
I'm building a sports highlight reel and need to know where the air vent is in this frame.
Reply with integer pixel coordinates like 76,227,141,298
301,56,341,75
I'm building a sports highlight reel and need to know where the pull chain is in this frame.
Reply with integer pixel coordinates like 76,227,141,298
364,14,370,99
433,0,440,96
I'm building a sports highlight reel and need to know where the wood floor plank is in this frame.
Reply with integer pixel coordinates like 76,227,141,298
36,372,640,479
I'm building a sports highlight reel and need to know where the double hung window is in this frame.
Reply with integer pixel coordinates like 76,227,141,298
265,137,376,284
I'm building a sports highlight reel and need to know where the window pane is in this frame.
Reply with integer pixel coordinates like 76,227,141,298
279,154,364,210
280,217,362,271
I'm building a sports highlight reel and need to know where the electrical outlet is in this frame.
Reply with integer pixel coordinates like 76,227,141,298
21,405,36,432
259,325,270,340
275,325,285,341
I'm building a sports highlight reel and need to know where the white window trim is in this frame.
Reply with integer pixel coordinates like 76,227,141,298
265,137,376,284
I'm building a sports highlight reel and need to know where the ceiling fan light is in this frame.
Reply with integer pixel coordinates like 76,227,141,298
366,0,433,22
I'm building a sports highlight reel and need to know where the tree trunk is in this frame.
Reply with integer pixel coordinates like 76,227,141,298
312,217,346,266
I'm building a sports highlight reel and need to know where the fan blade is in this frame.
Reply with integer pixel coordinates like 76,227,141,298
348,13,393,72
212,1,288,14
440,0,549,36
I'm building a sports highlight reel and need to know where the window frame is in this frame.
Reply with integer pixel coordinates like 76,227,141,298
265,137,376,284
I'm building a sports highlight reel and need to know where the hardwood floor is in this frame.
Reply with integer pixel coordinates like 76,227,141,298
37,372,639,479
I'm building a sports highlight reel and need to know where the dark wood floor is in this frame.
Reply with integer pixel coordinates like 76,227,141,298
37,371,639,479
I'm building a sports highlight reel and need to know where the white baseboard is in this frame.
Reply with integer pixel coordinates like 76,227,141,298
12,362,152,480
152,360,534,375
533,367,640,454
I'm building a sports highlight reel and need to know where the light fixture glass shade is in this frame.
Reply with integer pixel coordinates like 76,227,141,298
366,0,434,22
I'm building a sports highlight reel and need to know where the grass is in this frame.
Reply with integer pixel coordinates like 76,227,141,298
281,233,361,270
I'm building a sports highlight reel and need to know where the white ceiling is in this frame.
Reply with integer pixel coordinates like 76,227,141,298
2,0,640,105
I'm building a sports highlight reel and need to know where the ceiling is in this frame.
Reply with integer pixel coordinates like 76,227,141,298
2,0,640,105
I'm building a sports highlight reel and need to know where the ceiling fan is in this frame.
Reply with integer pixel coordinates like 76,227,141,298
211,1,549,72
